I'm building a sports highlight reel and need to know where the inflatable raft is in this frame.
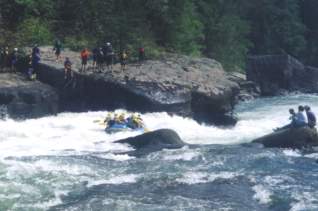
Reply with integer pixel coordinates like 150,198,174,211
105,123,144,134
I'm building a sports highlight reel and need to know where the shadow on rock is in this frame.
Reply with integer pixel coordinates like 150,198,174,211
252,127,318,149
115,129,186,156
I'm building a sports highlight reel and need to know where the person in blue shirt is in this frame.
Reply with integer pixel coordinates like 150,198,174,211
294,105,308,127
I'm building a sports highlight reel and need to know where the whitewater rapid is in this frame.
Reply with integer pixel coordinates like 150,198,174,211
0,94,315,159
1,94,318,210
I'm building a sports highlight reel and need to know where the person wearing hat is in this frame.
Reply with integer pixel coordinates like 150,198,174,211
305,106,316,128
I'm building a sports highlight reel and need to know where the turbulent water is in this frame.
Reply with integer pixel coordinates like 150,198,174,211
1,94,318,211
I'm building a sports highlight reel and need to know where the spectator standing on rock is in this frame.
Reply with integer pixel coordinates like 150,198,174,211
92,47,99,72
138,46,145,64
305,106,316,128
64,57,74,85
31,49,41,79
96,47,104,73
32,44,40,56
120,50,128,71
80,48,90,72
103,42,114,71
0,47,4,67
10,48,18,73
53,39,62,62
2,46,9,68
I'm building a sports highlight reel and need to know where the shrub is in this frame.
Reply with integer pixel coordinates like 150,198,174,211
16,18,53,46
64,36,95,51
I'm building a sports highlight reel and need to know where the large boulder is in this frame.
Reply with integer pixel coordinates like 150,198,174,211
115,129,185,155
246,54,318,96
252,127,318,149
0,73,58,118
37,47,241,125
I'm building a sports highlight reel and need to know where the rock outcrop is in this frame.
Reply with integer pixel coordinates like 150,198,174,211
252,127,318,149
247,54,318,96
227,72,260,101
37,48,241,125
0,73,58,119
115,129,185,155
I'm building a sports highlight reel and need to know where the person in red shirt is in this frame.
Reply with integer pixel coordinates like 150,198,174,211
80,48,90,72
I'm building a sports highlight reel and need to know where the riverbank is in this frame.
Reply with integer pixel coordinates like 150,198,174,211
0,47,259,125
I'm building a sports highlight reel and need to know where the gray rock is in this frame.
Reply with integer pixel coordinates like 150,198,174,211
115,129,185,155
247,54,318,96
0,73,59,119
37,51,241,125
252,127,318,149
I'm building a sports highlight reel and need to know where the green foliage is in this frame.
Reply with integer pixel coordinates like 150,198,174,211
64,36,95,51
1,0,317,71
166,0,203,55
16,18,53,46
197,0,251,70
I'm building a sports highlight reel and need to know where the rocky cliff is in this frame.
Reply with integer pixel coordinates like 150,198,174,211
247,54,318,96
0,73,58,119
37,51,242,125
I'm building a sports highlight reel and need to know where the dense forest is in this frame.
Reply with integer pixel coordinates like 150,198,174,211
0,0,318,71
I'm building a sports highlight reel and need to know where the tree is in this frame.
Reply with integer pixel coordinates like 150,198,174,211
197,0,251,70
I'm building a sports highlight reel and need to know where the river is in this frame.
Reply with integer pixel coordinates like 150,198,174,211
0,94,318,210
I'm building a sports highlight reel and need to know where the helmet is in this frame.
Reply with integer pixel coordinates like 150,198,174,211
106,42,110,46
14,48,18,51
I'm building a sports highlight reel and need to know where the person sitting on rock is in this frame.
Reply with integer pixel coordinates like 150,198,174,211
295,105,308,127
274,108,297,131
305,105,316,128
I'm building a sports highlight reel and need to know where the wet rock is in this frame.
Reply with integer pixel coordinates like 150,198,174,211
252,127,318,149
227,72,260,101
115,129,185,154
0,73,58,118
247,54,318,96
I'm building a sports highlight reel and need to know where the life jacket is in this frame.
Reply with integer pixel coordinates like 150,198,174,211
139,48,144,53
81,50,89,59
64,60,72,70
122,52,127,59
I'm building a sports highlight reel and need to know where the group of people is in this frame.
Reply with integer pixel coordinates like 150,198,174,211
1,40,146,86
275,105,316,131
62,42,145,86
90,43,144,73
103,112,145,129
0,46,19,72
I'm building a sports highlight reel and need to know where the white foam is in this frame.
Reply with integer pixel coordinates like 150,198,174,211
252,185,272,204
163,147,201,161
290,191,318,211
283,149,302,157
87,174,140,187
176,171,238,184
94,153,135,161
